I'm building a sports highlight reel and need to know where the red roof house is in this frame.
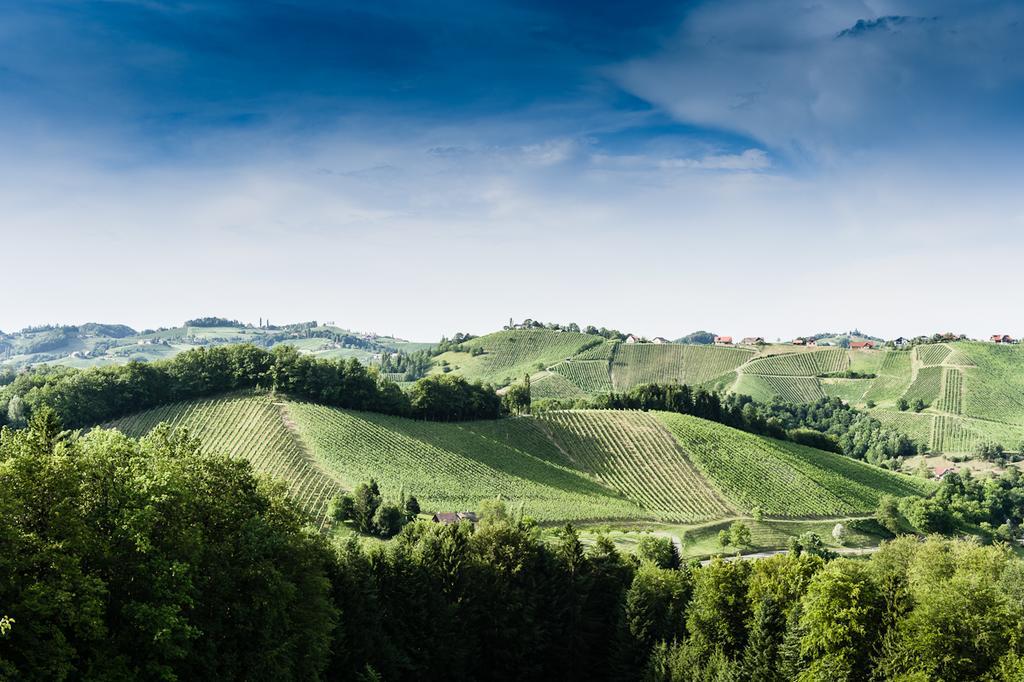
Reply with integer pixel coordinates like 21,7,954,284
933,466,957,479
714,336,733,345
850,341,876,350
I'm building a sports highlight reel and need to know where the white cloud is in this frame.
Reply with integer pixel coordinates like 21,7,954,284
659,148,770,171
611,1,1024,162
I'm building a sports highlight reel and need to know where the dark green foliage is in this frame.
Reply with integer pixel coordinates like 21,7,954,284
184,316,242,327
4,421,1024,681
407,373,502,421
0,343,503,429
637,535,681,570
0,413,337,680
502,374,531,415
677,330,717,345
787,427,840,453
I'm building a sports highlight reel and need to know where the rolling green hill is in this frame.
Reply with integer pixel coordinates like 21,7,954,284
104,393,930,528
437,332,1024,455
107,394,343,529
657,412,932,516
1,321,423,370
431,329,602,386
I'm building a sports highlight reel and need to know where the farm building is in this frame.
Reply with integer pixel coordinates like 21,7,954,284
850,341,876,350
933,466,957,480
991,334,1015,344
741,336,765,345
652,337,670,344
431,511,479,525
714,336,733,346
625,334,641,344
792,338,807,346
892,337,908,347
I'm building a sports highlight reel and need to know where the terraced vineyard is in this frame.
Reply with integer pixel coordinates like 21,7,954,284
537,410,733,522
821,378,872,404
529,372,588,400
610,343,752,391
733,374,824,403
108,395,342,528
657,413,932,516
286,403,645,522
863,351,913,407
931,415,976,453
434,330,602,386
742,348,848,377
573,341,616,361
902,365,944,406
955,343,1024,425
916,344,952,366
551,360,613,394
936,368,963,414
871,410,935,445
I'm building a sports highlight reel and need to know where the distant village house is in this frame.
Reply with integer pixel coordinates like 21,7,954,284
431,511,479,525
991,334,1015,344
652,337,670,345
624,334,641,344
714,336,733,346
741,337,765,345
850,341,876,350
933,465,957,480
792,338,807,346
892,337,908,348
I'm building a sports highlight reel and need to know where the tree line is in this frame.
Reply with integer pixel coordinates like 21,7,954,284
0,344,502,429
536,385,920,467
3,415,1023,681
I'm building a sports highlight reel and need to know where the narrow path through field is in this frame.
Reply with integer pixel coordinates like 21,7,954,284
699,546,880,566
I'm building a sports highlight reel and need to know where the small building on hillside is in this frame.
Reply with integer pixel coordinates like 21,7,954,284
991,334,1015,344
807,339,818,347
714,336,733,346
625,334,641,344
652,337,670,345
741,337,765,345
933,465,957,480
792,338,807,346
892,337,908,348
431,511,479,525
850,341,876,350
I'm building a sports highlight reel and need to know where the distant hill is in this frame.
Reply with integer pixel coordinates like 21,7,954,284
0,319,428,370
439,330,1024,455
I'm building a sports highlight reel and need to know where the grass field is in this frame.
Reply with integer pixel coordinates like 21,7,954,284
107,394,343,529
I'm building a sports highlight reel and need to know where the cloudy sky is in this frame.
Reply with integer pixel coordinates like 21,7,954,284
3,0,1024,340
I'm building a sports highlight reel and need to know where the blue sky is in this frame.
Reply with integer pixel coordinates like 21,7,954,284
3,0,1024,340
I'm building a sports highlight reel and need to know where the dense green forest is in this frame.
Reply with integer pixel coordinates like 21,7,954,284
3,413,1024,681
0,344,501,428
